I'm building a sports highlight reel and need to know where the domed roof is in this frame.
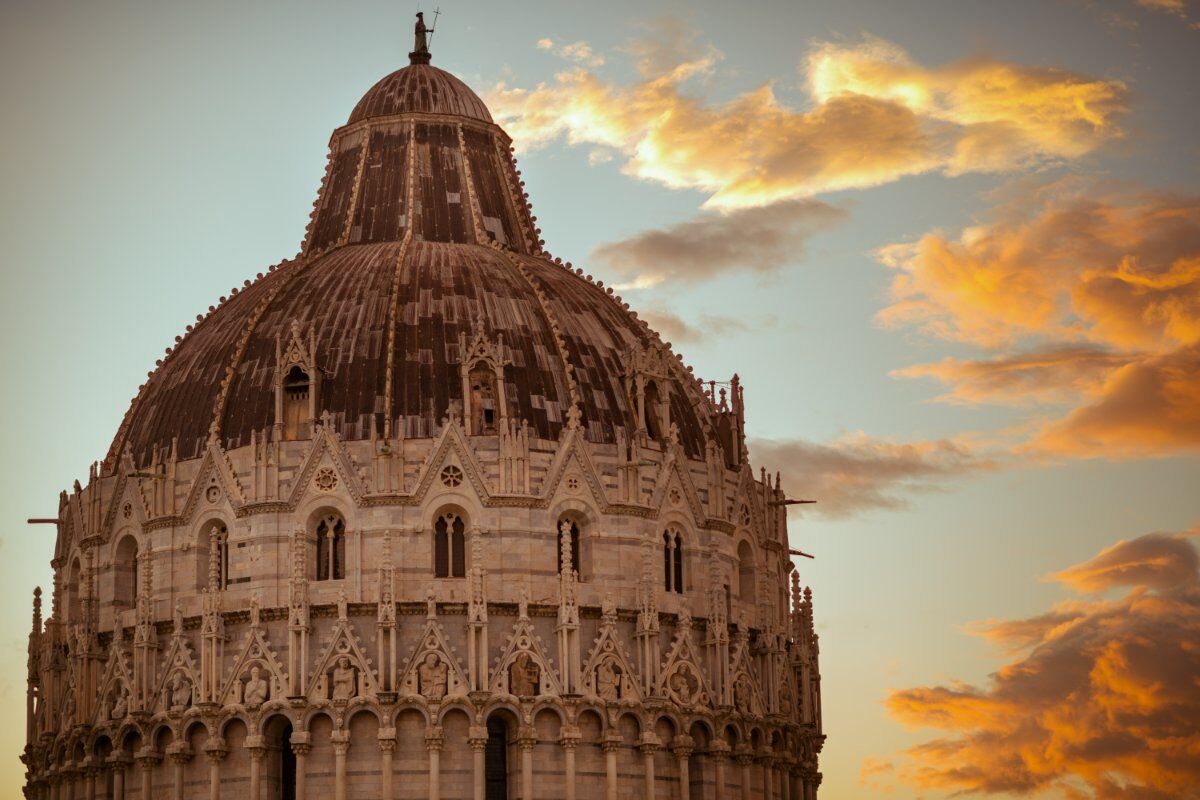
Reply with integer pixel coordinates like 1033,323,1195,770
105,59,716,470
348,63,493,125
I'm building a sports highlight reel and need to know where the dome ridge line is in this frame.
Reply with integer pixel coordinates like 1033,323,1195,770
382,125,419,438
455,122,490,245
208,283,284,446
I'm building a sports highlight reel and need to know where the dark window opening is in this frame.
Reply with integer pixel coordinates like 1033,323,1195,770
280,722,296,800
663,529,684,593
435,514,466,578
644,380,664,441
557,520,581,574
470,365,498,434
485,717,509,800
283,366,311,441
315,514,346,581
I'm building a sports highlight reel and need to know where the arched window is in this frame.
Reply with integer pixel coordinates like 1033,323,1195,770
663,527,684,593
434,513,466,578
644,380,664,441
315,513,346,581
114,536,139,608
469,364,498,434
283,365,311,441
484,716,510,800
557,519,581,575
65,558,82,623
737,540,756,603
198,522,230,590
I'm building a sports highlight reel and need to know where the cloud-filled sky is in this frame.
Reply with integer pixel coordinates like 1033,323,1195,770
1,1,1197,797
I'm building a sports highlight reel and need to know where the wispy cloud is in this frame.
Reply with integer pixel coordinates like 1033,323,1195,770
536,37,605,67
877,529,1200,798
882,182,1200,458
638,305,750,345
751,433,993,519
487,27,1128,209
592,199,846,288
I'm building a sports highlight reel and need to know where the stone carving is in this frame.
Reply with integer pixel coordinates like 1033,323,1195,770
168,672,192,711
596,658,622,701
243,666,269,707
734,673,755,714
510,652,540,698
418,653,448,701
331,656,357,702
110,688,128,720
666,663,700,706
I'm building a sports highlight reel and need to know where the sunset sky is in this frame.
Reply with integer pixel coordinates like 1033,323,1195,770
1,1,1198,797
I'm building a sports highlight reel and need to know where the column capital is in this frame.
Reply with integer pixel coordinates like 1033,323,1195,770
468,724,488,750
204,739,229,764
291,742,312,757
105,752,132,768
134,748,162,768
377,727,397,754
601,730,623,753
425,723,445,751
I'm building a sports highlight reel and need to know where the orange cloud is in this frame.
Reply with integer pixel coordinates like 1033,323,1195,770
884,184,1200,458
486,30,1127,209
591,199,846,287
750,433,992,519
881,530,1200,798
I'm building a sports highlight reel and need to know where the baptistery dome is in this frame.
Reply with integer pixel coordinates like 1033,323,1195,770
25,41,824,800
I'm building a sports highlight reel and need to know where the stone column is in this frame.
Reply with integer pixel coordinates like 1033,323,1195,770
378,729,396,800
59,767,74,800
246,737,267,800
673,736,694,800
735,750,754,800
639,737,659,799
290,734,311,800
47,775,60,800
517,727,536,800
331,732,350,800
135,751,160,800
204,740,227,800
601,731,621,800
709,740,730,800
83,764,98,800
760,755,773,800
560,727,580,800
425,725,444,800
107,755,130,800
468,727,488,800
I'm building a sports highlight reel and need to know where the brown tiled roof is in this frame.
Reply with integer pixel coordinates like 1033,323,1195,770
348,64,493,125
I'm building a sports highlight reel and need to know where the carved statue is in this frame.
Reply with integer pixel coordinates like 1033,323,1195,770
110,689,128,720
596,659,622,701
170,672,192,710
331,656,357,702
418,653,448,700
668,664,699,705
243,666,268,707
413,12,434,54
734,674,753,713
509,652,540,698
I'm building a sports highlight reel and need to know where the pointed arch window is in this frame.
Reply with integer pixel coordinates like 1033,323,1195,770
434,513,466,578
644,380,665,441
557,519,581,575
283,365,311,441
114,535,139,608
663,527,684,593
198,522,231,590
737,540,756,602
315,513,346,581
469,363,498,434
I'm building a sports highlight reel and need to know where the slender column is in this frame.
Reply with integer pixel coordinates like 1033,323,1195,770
735,751,754,800
761,756,774,800
246,738,267,800
48,775,60,800
84,766,98,800
60,768,74,800
640,739,659,799
517,728,536,800
204,741,227,800
673,737,694,800
425,726,444,800
468,727,487,800
291,736,311,800
709,741,729,800
378,730,396,800
108,755,130,800
560,728,580,800
331,732,349,800
601,732,621,800
136,752,160,800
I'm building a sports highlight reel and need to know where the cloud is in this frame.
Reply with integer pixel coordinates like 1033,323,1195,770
486,30,1127,209
880,530,1200,798
751,433,992,519
591,199,847,287
1049,531,1200,592
638,305,749,345
882,183,1200,458
536,37,605,67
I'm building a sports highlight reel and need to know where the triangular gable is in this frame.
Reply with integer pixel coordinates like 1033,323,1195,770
286,422,368,507
648,450,707,526
409,419,491,504
220,621,287,708
732,464,765,533
92,634,134,724
153,632,200,713
538,429,610,508
105,468,152,538
178,442,245,524
306,615,379,702
580,611,641,703
398,619,470,700
729,636,767,717
659,616,713,709
490,615,562,698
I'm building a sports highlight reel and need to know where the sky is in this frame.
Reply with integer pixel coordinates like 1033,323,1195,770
1,1,1198,797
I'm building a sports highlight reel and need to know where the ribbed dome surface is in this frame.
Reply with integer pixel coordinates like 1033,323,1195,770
348,64,493,124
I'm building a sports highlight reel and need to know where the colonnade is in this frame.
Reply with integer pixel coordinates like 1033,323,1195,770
35,727,820,800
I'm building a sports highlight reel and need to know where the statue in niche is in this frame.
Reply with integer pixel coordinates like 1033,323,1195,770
110,689,128,720
243,666,269,707
668,663,699,705
419,653,448,701
734,674,754,713
61,688,75,726
331,656,357,702
509,652,540,698
169,672,192,710
596,659,622,701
